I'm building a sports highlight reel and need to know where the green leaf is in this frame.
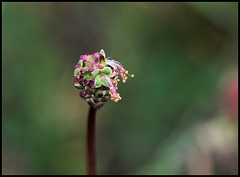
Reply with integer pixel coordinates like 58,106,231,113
74,68,80,77
94,75,102,88
100,67,112,76
92,70,100,77
88,75,94,81
82,72,94,81
82,65,88,72
105,59,116,69
78,60,83,67
102,78,110,87
100,57,106,67
88,56,95,62
99,50,106,67
81,72,90,77
100,49,106,58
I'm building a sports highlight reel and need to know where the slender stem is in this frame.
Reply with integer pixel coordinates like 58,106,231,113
87,106,97,175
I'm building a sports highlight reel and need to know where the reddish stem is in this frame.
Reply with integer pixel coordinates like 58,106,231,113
87,106,97,175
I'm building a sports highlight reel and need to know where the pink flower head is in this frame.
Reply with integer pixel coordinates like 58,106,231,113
73,49,134,108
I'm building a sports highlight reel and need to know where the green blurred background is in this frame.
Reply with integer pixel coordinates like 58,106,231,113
2,2,238,175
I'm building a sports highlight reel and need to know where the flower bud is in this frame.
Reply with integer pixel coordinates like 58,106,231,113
73,49,134,109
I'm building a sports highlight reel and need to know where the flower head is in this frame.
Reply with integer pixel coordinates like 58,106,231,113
73,49,134,109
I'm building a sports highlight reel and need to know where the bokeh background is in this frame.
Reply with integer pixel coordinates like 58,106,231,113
2,2,238,175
